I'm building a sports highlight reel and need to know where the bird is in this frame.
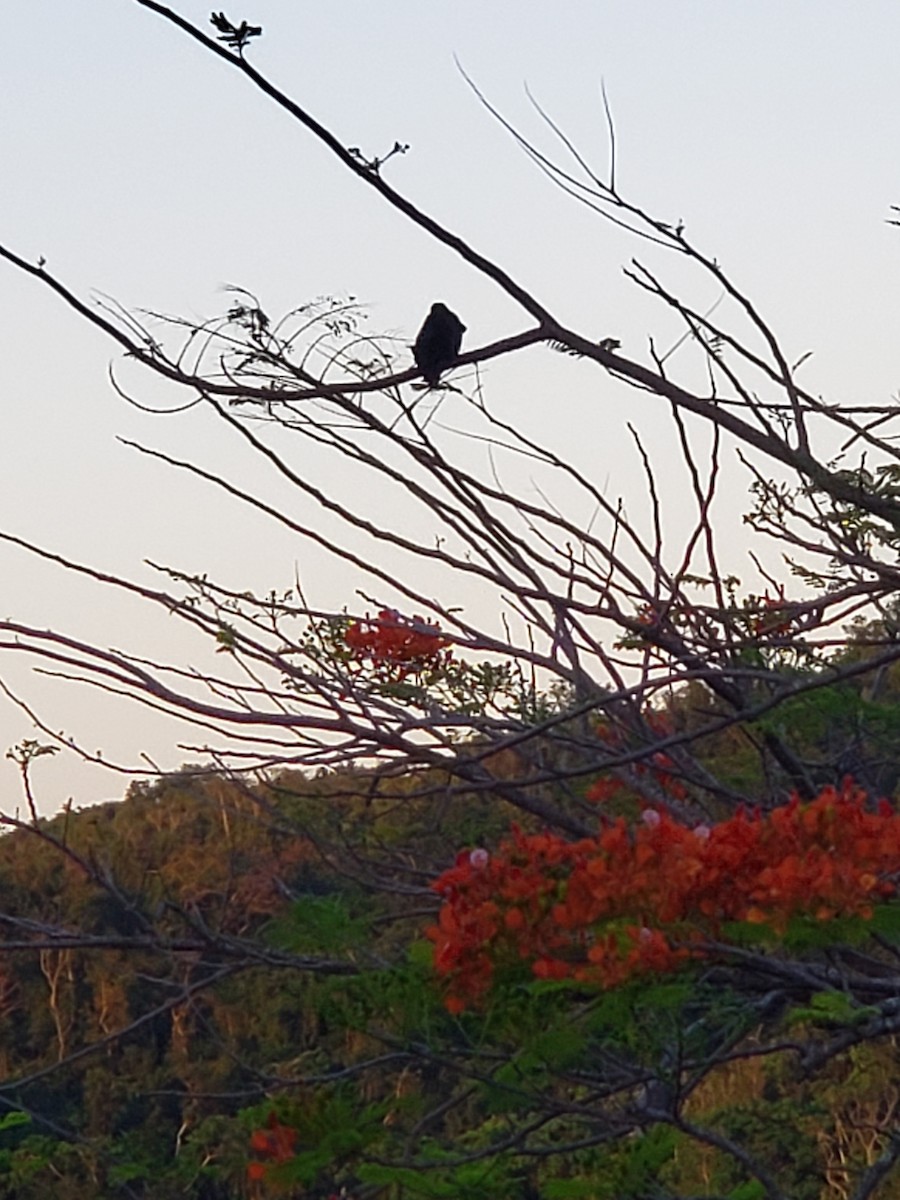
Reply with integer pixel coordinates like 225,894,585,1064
412,302,466,387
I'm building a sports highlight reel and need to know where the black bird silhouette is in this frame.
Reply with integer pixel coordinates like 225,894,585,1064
412,302,466,386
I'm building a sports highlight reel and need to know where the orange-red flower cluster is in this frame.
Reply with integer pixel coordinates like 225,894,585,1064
748,588,797,638
247,1111,298,1182
587,712,688,804
428,782,900,1011
343,609,451,680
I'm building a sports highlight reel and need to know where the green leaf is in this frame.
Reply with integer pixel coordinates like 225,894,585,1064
787,989,876,1028
870,901,900,939
720,918,778,947
545,1179,609,1198
358,1163,459,1196
0,1113,29,1133
529,1024,586,1069
108,1160,145,1185
407,938,434,968
780,912,871,950
728,1181,766,1200
266,895,368,954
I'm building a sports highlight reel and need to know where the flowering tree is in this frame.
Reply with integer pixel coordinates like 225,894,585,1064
2,4,900,1197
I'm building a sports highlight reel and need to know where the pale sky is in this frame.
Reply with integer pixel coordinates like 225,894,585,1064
2,1,900,813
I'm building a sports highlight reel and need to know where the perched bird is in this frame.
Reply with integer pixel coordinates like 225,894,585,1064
412,302,466,387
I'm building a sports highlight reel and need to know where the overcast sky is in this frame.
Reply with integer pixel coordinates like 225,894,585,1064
2,1,900,813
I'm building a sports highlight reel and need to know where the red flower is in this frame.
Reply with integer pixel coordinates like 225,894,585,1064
247,1111,297,1182
430,780,900,1010
344,609,451,680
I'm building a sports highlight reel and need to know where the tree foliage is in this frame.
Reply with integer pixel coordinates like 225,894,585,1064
3,4,900,1198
